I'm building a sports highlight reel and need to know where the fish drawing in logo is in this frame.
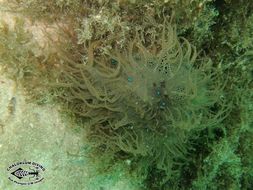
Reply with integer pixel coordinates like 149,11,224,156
11,167,40,180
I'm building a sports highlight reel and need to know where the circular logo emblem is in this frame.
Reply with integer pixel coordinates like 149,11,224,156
7,161,45,185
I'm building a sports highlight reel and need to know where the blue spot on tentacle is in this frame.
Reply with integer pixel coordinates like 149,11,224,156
127,76,133,82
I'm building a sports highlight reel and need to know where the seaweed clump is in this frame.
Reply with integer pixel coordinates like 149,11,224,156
1,0,252,189
53,20,228,188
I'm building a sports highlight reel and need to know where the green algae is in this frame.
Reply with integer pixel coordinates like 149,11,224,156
0,0,252,189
